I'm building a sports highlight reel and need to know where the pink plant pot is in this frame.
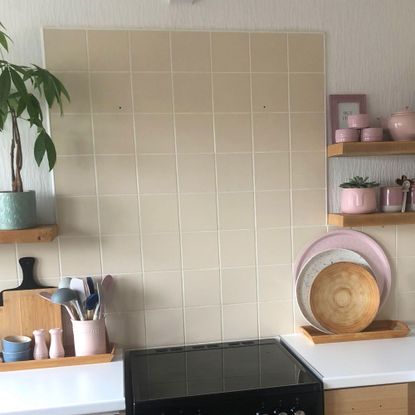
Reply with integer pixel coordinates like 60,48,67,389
335,128,360,143
72,319,107,357
340,188,378,214
347,114,370,129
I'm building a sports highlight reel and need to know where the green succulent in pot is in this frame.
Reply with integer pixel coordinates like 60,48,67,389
0,23,69,229
339,176,380,189
339,176,379,214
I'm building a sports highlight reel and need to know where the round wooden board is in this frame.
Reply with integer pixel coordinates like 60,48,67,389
310,262,380,334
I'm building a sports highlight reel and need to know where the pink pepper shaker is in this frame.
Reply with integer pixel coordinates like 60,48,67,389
33,329,49,360
49,328,65,359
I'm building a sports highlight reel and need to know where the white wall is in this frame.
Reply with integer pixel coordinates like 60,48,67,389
1,0,415,222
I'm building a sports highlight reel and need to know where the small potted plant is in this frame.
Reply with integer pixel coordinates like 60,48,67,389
339,176,379,214
0,23,69,229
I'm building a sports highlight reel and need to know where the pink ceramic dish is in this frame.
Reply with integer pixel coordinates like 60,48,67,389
347,113,370,129
335,128,359,143
361,127,383,142
293,230,390,308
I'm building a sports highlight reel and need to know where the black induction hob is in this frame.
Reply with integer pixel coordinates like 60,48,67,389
124,338,323,415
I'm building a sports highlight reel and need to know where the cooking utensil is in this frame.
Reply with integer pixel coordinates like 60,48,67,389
296,249,374,334
310,262,380,334
40,291,77,321
294,230,391,308
70,278,87,308
86,277,95,295
50,288,84,321
58,277,72,289
0,257,54,306
93,281,102,320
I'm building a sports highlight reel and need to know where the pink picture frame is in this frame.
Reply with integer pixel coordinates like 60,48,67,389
329,94,367,144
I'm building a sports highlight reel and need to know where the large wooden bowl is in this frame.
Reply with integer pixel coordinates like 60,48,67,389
309,262,380,334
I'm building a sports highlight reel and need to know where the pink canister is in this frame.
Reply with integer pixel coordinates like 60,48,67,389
347,114,370,129
361,128,383,142
380,186,403,212
72,319,107,356
335,128,359,143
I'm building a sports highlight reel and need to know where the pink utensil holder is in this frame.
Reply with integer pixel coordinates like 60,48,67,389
72,319,107,356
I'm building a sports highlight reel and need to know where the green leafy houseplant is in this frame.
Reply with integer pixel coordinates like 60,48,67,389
0,23,69,193
339,176,380,189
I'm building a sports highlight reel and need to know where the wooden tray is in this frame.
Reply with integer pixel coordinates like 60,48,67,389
300,320,410,344
0,345,115,372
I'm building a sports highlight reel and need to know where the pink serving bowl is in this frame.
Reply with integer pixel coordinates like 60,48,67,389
335,128,360,143
347,114,370,129
361,127,383,142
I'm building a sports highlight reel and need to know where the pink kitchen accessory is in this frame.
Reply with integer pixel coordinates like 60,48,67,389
347,113,370,129
293,230,391,308
335,128,360,143
380,186,403,212
72,319,107,357
361,127,383,142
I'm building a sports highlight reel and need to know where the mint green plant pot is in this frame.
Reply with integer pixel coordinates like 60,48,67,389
0,190,36,230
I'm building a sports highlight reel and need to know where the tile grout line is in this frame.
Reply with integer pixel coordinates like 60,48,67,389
168,31,188,347
128,30,148,347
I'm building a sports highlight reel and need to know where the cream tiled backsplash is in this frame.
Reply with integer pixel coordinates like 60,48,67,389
0,28,335,348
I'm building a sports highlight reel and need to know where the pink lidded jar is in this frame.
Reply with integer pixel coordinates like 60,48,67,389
335,128,360,143
361,127,383,142
347,114,370,129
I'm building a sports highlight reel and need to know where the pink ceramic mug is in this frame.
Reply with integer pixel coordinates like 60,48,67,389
72,319,107,356
347,114,370,129
380,186,403,212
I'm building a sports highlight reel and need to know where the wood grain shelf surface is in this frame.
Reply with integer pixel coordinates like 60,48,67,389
0,225,58,244
328,212,415,227
327,141,415,157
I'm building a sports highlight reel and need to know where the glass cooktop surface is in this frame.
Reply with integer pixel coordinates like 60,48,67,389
126,338,320,402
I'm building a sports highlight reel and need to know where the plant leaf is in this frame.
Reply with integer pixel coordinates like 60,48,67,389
0,67,11,107
9,67,27,96
34,130,56,170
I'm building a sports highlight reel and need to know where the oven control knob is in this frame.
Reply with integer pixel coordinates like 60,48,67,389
274,412,288,415
290,398,306,415
293,412,306,415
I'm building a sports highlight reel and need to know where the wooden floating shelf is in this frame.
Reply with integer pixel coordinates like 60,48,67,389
327,141,415,157
0,225,58,244
328,212,415,227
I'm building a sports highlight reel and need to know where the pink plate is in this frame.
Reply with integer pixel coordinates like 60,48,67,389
294,230,391,308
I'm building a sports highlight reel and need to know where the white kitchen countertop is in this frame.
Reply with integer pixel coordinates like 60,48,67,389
281,329,415,390
0,352,125,415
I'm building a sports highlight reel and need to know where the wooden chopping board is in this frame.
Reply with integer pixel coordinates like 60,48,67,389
0,288,62,344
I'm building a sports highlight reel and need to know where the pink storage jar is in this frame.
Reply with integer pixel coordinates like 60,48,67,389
335,128,359,143
347,114,370,129
361,128,383,142
380,186,403,212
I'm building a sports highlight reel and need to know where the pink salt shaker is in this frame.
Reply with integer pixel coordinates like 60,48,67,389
347,114,370,129
33,329,49,360
49,328,65,359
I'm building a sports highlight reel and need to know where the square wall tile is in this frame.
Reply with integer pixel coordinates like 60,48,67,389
396,257,415,293
212,32,249,72
257,228,292,265
44,29,87,71
258,264,292,302
185,306,222,344
99,195,139,235
133,73,173,113
142,233,181,272
145,308,184,347
175,114,214,153
91,73,132,113
292,226,327,259
172,31,211,72
214,114,252,153
252,74,288,112
180,193,217,232
135,114,175,154
0,245,18,280
93,114,135,154
184,269,221,307
216,154,253,192
292,189,326,226
130,31,171,71
106,311,146,348
213,74,251,112
250,33,287,72
50,114,93,156
253,113,289,152
289,73,324,112
397,225,415,257
56,196,99,236
222,267,257,304
59,237,101,276
288,33,324,73
362,226,396,259
255,191,291,228
178,154,216,193
173,73,212,113
54,156,96,196
290,113,326,151
223,303,258,340
138,154,177,194
88,30,130,71
397,293,415,324
106,274,144,313
101,235,141,274
255,153,290,191
220,230,256,268
140,194,179,233
96,155,137,195
218,192,254,230
144,271,183,309
259,301,293,336
291,152,326,189
182,232,219,270
50,73,90,114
